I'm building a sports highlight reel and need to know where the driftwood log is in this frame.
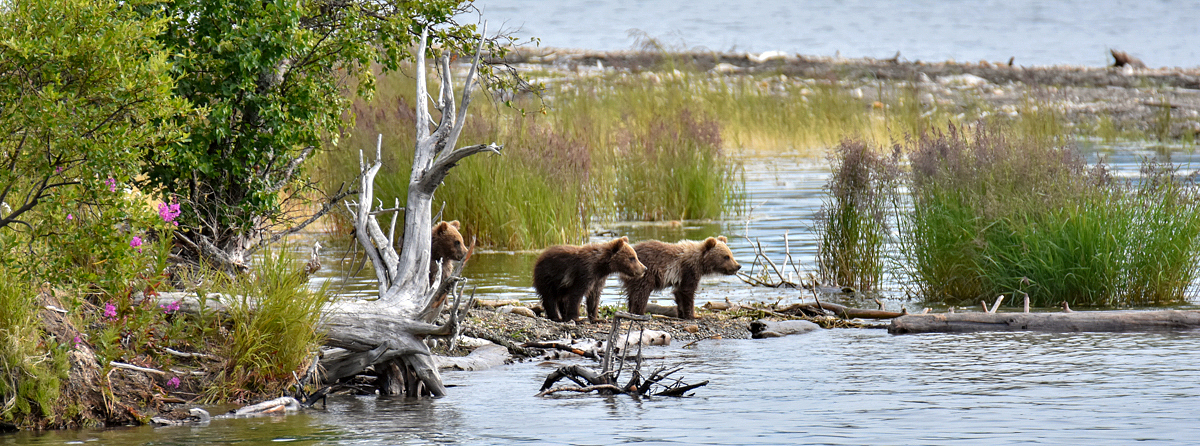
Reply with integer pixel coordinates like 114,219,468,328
778,301,904,319
889,310,1200,334
317,25,501,397
144,27,502,397
749,319,820,338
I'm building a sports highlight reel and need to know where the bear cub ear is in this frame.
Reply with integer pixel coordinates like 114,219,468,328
716,236,728,243
703,237,719,250
434,221,448,233
610,236,629,251
449,220,461,229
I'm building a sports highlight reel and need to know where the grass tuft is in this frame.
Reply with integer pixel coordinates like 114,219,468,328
816,139,900,291
205,243,329,403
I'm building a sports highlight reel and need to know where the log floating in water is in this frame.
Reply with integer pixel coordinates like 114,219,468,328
749,319,820,338
778,301,905,319
889,310,1200,334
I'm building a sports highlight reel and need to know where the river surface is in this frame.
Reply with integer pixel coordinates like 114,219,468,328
10,330,1200,444
10,146,1200,445
471,0,1200,69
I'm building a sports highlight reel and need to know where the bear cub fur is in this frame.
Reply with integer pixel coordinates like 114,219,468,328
533,236,647,323
430,220,468,283
621,236,741,320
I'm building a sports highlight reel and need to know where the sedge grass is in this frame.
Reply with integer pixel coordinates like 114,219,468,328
816,139,899,291
204,243,329,403
902,122,1200,307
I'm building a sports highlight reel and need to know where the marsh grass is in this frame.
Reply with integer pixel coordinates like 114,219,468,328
902,123,1200,307
204,243,329,403
816,139,900,291
322,66,745,248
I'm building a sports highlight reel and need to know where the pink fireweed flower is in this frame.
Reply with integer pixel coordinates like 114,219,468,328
130,236,143,248
160,300,180,314
106,177,116,192
167,377,180,389
66,213,73,221
73,335,82,346
158,202,181,225
103,302,117,319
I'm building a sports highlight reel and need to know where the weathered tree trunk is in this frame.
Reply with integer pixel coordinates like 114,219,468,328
318,26,500,396
888,310,1200,334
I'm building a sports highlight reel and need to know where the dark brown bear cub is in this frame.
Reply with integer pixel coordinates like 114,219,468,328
533,237,647,323
430,220,468,283
621,236,741,320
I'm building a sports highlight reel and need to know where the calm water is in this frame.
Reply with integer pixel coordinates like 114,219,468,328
10,3,1200,440
474,0,1200,68
10,147,1189,444
11,330,1200,444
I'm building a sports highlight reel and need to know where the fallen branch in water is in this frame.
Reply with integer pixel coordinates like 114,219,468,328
890,309,1200,334
737,234,801,288
536,312,708,397
522,342,599,360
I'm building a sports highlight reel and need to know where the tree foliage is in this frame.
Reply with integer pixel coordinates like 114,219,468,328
0,0,187,232
140,0,499,269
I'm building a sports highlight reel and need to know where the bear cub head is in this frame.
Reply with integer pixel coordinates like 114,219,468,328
701,236,740,275
608,236,647,278
431,220,468,262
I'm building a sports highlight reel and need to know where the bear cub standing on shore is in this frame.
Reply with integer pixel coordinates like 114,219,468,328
621,236,741,320
533,237,647,323
430,220,468,283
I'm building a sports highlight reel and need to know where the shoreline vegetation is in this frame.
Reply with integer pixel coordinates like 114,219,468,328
8,40,1200,432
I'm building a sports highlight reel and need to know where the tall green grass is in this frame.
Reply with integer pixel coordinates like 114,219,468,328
322,66,745,249
902,123,1200,307
816,139,899,291
0,268,68,427
205,244,329,403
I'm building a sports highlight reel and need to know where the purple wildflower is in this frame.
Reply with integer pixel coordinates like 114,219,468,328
160,300,181,314
67,213,73,221
103,302,117,319
106,177,116,192
158,202,181,225
167,377,180,389
73,335,82,346
130,236,143,248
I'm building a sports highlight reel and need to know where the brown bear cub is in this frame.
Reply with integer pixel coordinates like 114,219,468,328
430,220,468,284
621,236,741,320
533,237,647,323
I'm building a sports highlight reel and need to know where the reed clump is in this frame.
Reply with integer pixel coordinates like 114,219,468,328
901,123,1200,307
816,139,900,291
204,244,330,403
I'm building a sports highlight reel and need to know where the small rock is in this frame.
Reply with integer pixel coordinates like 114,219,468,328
712,62,742,74
684,324,700,334
937,73,989,88
621,329,672,347
498,305,536,318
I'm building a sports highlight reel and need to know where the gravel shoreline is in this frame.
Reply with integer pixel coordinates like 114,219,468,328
500,47,1200,140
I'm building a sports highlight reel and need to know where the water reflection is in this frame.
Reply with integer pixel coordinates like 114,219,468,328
9,329,1200,444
